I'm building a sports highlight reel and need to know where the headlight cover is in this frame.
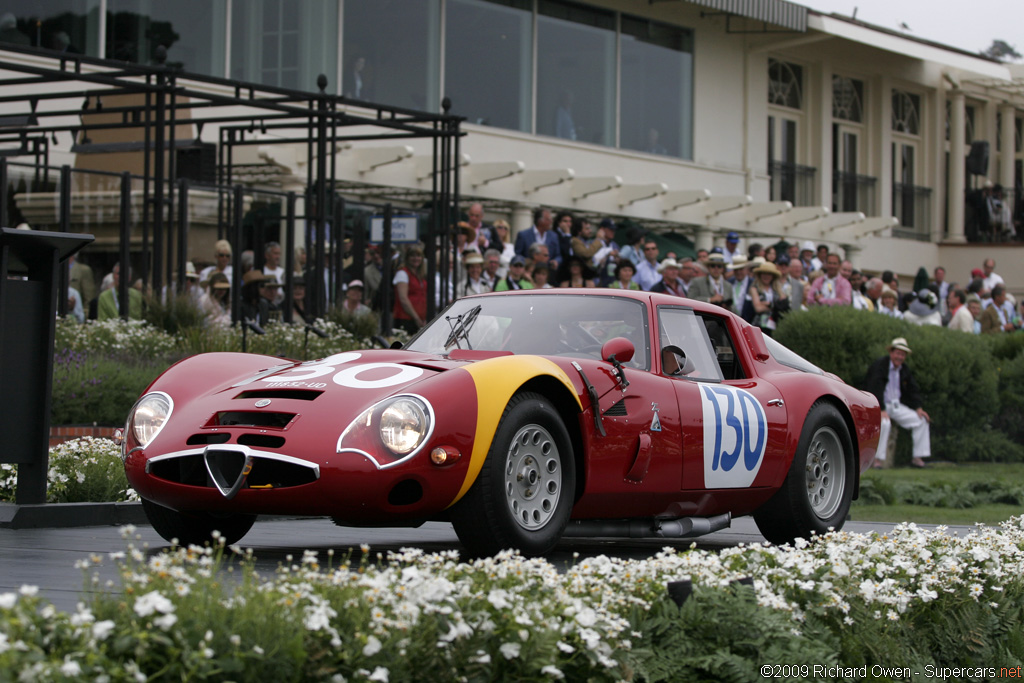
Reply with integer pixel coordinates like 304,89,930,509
337,394,434,469
130,392,173,448
379,398,429,455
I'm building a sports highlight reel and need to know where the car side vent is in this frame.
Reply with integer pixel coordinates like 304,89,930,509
237,434,286,449
235,389,322,401
604,400,627,417
186,433,231,446
209,411,296,429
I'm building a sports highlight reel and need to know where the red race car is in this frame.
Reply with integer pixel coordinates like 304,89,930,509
120,290,880,555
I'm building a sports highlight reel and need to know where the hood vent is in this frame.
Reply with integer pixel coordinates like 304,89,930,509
235,389,322,401
209,411,296,429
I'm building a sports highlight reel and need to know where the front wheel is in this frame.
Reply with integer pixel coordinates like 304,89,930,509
142,498,256,547
753,402,853,545
451,392,575,557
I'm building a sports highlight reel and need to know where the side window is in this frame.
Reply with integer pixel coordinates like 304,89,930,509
698,314,746,380
657,307,723,381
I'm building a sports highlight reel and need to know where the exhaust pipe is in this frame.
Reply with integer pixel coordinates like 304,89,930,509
563,512,731,539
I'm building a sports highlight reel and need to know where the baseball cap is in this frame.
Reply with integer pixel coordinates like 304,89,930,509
510,255,526,267
726,231,739,243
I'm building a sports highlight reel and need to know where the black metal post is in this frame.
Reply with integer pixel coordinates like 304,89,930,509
0,158,7,229
380,203,393,334
119,171,131,309
56,165,72,317
230,185,244,324
283,191,296,324
313,74,328,319
152,66,166,299
176,178,189,295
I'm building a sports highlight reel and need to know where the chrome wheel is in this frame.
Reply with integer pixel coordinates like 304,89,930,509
805,426,845,519
503,424,562,530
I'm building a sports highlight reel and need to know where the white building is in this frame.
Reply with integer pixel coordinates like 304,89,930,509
1,0,1022,291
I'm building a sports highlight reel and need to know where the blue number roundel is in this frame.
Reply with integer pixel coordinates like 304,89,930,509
700,385,768,488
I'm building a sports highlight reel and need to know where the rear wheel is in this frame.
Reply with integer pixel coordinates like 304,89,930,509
754,402,853,545
142,498,256,547
451,392,574,557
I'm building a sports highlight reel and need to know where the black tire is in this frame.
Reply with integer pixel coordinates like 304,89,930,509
451,392,575,557
142,498,256,547
753,401,854,545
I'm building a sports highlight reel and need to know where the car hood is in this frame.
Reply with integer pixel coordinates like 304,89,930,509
225,349,463,401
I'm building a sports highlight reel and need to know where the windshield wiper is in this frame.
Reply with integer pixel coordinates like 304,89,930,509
444,305,481,350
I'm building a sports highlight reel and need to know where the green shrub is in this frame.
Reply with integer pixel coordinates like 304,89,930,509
775,309,1019,462
51,348,167,426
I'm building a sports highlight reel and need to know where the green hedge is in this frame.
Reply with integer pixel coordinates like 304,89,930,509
774,308,1024,463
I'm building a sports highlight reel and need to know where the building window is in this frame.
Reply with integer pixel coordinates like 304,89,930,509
343,0,440,110
444,0,532,132
231,0,337,92
891,90,920,135
832,76,863,122
107,0,226,73
0,0,100,55
536,0,615,145
768,59,802,110
619,15,693,159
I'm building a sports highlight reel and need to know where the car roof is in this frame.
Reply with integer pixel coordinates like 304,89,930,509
467,288,742,321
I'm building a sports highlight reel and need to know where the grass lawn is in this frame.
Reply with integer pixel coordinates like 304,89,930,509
850,461,1024,526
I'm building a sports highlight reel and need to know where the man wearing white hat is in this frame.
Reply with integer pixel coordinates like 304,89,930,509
863,337,931,468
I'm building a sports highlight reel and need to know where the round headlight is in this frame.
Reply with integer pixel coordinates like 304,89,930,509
379,398,428,455
132,393,172,447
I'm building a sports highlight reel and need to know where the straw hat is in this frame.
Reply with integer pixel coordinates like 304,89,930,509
657,258,682,273
752,261,782,279
888,337,912,354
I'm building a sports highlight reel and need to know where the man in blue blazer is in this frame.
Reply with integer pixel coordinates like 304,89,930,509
513,207,561,271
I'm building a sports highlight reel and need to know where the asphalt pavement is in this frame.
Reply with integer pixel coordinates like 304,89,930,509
0,506,978,614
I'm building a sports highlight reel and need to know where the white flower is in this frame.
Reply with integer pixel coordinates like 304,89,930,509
0,593,17,609
133,590,175,617
556,641,575,653
363,635,382,656
93,620,116,641
499,642,521,659
541,665,565,679
368,667,389,682
60,659,82,677
18,585,38,597
488,588,512,609
153,613,178,631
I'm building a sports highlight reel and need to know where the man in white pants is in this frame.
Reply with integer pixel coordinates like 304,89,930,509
863,337,931,468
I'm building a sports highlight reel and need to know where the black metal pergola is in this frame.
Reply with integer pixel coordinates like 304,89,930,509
0,42,462,323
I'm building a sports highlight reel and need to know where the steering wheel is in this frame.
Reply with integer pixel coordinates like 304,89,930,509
563,322,604,353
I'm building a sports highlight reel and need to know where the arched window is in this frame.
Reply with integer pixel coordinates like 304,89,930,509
768,59,803,110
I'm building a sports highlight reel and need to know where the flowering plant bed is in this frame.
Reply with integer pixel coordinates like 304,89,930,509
2,519,1023,681
0,437,135,504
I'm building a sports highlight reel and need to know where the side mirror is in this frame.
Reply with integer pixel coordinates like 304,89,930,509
601,336,635,364
662,344,697,376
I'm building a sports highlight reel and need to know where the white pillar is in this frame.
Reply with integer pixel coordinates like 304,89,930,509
842,243,861,267
947,91,966,243
1000,104,1016,192
693,226,714,252
510,205,533,243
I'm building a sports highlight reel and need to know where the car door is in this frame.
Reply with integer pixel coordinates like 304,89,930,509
688,312,790,490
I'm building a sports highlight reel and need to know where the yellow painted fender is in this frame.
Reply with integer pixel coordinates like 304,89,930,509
451,355,582,505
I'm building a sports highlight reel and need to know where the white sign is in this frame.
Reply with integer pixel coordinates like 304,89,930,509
370,215,419,243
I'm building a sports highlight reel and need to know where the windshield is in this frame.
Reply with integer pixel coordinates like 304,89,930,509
407,293,649,369
763,335,823,375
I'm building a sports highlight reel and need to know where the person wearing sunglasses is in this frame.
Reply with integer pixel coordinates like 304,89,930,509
688,253,733,310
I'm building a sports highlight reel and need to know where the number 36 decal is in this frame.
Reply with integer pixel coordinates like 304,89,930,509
700,385,767,488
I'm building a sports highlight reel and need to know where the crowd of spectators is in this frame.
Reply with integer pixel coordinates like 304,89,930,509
60,202,1023,344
